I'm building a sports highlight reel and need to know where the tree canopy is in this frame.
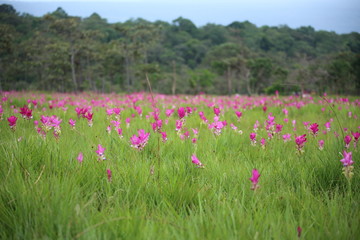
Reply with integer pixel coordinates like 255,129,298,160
0,4,359,95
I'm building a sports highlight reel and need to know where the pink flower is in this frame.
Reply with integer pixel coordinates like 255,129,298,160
77,152,83,163
344,135,352,149
19,105,33,119
267,132,273,139
275,124,283,133
324,122,331,131
106,108,113,116
192,128,199,136
37,127,46,138
50,116,62,128
318,140,324,150
130,129,150,150
7,116,18,130
340,151,353,166
151,119,163,132
117,128,123,138
192,138,197,144
107,169,112,182
85,112,93,126
112,108,121,115
199,111,208,123
106,125,111,134
165,109,174,117
295,134,307,153
151,111,160,121
282,108,288,116
253,120,260,132
260,138,266,148
111,120,121,129
178,107,186,119
249,168,260,190
352,132,360,147
134,106,142,116
184,131,190,138
213,107,220,116
175,119,183,131
191,154,204,168
208,120,225,136
297,226,302,238
250,132,256,145
40,115,52,129
96,144,106,161
69,119,76,128
186,106,193,114
235,111,242,119
250,132,256,140
75,107,90,118
161,131,167,142
340,150,354,180
265,114,275,131
282,133,291,142
309,123,319,136
40,115,51,127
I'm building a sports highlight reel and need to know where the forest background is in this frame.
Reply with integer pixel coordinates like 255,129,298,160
0,4,359,95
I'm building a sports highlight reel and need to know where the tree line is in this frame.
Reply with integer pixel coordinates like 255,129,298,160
0,4,359,95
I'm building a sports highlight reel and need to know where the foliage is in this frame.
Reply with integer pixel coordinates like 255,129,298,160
0,4,359,95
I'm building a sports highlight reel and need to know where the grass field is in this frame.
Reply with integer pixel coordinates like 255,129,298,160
0,91,359,239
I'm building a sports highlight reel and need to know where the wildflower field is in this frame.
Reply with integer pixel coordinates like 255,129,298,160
0,91,359,239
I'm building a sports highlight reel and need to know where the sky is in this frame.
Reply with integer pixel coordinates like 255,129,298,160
1,0,359,34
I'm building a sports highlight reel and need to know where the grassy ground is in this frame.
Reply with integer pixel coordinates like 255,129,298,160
0,92,359,239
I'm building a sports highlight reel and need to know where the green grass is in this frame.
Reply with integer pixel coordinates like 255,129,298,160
0,93,359,239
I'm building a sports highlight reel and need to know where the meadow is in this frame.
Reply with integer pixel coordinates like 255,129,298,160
0,91,359,239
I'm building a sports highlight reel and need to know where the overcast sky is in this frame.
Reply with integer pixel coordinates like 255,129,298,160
1,0,359,33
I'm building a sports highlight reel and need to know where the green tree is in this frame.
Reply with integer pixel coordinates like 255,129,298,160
248,58,273,94
49,15,83,92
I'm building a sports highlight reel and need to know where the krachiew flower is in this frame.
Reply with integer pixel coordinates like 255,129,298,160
130,129,150,151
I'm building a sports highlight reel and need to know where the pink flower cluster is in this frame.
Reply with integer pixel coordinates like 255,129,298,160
96,144,106,161
208,116,226,136
309,123,319,136
249,169,260,190
191,154,204,168
130,129,150,151
340,150,354,180
38,115,62,139
75,107,93,126
295,134,307,153
7,116,18,131
19,105,33,120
